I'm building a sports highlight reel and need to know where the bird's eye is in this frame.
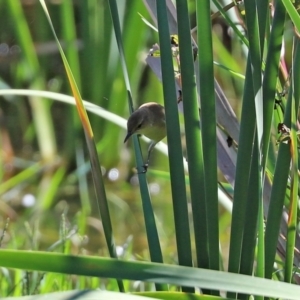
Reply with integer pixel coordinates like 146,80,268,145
137,123,142,129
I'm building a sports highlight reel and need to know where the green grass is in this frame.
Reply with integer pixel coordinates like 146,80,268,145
0,0,299,299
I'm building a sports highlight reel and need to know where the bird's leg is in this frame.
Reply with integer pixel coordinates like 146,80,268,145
135,142,156,174
139,141,156,172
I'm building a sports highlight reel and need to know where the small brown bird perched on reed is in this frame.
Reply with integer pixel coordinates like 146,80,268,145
124,102,166,171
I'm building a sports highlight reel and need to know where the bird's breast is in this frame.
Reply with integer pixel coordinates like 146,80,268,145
139,124,166,142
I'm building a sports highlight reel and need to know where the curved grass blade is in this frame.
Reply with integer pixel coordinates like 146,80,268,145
282,0,300,31
0,250,300,299
60,0,81,90
5,290,159,300
213,61,245,80
136,291,231,300
38,0,123,291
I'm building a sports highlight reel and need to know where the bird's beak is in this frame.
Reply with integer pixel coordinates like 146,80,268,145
124,132,132,143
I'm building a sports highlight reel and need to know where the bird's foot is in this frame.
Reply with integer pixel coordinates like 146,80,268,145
142,163,149,173
136,163,149,174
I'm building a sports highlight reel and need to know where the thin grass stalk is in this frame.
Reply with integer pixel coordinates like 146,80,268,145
107,0,166,291
256,0,269,54
39,0,124,291
264,145,291,279
211,0,249,47
195,0,219,282
255,194,265,300
242,10,265,251
227,59,256,299
238,0,264,289
264,40,300,280
175,0,208,272
285,100,297,283
0,163,42,195
292,42,300,157
156,0,193,292
262,0,286,173
290,38,300,274
285,38,300,283
60,0,81,90
107,0,132,110
243,1,263,152
238,137,260,300
242,0,285,287
239,136,260,271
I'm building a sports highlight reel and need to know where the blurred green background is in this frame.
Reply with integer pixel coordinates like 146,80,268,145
1,0,296,282
1,0,300,297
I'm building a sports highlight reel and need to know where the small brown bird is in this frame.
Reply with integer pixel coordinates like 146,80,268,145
124,102,166,169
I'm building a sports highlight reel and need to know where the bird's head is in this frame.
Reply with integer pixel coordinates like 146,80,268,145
124,102,166,143
124,110,146,143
